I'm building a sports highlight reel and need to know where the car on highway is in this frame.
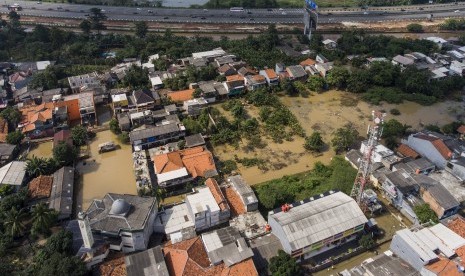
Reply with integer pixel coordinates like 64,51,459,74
281,11,287,15
57,6,63,9
201,17,206,19
419,7,424,10
363,11,369,15
279,8,284,11
133,12,138,14
455,10,461,12
148,10,153,13
163,16,169,19
250,18,254,21
267,8,272,11
36,1,41,4
400,8,405,11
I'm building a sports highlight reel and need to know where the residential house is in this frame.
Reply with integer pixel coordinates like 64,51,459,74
68,72,99,93
227,175,258,212
129,122,186,150
224,75,245,96
129,110,155,127
98,72,118,88
163,236,258,276
366,57,388,67
299,58,317,68
392,157,435,175
238,67,257,77
244,74,267,91
268,190,368,260
396,143,420,159
149,75,163,89
183,97,208,116
153,204,196,237
117,113,130,132
431,67,449,80
390,224,465,273
152,146,217,188
201,226,254,267
85,193,157,253
128,89,160,111
340,251,419,276
447,50,465,62
28,175,53,203
19,102,55,137
449,60,465,76
184,133,205,148
192,48,227,61
49,166,75,220
166,89,195,104
217,64,237,76
0,161,27,191
185,178,230,231
214,55,236,67
316,54,328,64
52,105,69,131
322,39,337,49
315,62,334,78
405,132,452,169
259,69,279,86
286,65,308,82
8,70,32,91
198,81,219,102
392,55,414,69
425,36,448,48
0,143,18,166
275,63,286,74
74,92,97,125
111,93,128,113
125,246,169,276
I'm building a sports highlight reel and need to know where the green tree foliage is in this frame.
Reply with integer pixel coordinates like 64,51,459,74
3,207,27,238
26,156,58,178
347,69,371,93
326,66,350,89
0,107,21,130
407,23,424,33
7,11,20,30
359,234,375,249
255,156,356,210
31,203,57,237
331,124,359,153
269,250,302,276
79,19,92,35
122,65,149,89
441,121,463,135
6,131,24,145
88,8,107,33
118,131,130,144
29,66,60,90
193,88,202,98
109,118,122,134
382,119,410,139
304,132,324,152
71,125,88,146
440,18,465,30
134,21,148,38
414,203,438,224
34,252,87,276
306,75,325,92
53,142,77,166
219,160,238,175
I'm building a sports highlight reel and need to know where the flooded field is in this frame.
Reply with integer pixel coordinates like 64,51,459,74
28,141,53,159
212,91,464,185
75,130,136,212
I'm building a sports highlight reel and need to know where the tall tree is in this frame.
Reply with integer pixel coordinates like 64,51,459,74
269,250,303,276
134,21,148,38
26,156,57,178
71,125,87,146
304,132,324,152
6,130,24,145
31,203,57,236
53,142,77,166
3,207,27,238
326,66,350,90
7,11,20,30
331,124,359,153
79,19,92,35
0,106,21,130
88,8,107,34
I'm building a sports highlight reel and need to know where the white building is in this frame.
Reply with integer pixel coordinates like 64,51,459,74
268,191,368,261
227,174,258,212
85,193,157,253
183,98,208,116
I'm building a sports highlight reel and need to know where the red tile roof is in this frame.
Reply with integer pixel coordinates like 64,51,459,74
205,178,229,212
458,125,465,134
226,75,244,82
153,151,184,174
447,216,465,239
300,58,316,66
53,129,72,148
432,139,452,159
163,237,258,276
28,175,53,199
98,255,127,276
153,147,217,178
222,186,246,217
264,69,278,79
397,144,420,159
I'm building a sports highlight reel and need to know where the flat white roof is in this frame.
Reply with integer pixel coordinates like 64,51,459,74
157,168,189,183
154,203,194,235
0,161,26,186
36,61,51,71
192,48,226,59
111,93,127,102
186,186,220,214
150,76,163,86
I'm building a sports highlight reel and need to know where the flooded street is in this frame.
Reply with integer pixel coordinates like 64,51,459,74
212,91,464,185
75,130,136,212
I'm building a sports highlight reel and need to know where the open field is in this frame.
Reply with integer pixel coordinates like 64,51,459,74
212,90,464,186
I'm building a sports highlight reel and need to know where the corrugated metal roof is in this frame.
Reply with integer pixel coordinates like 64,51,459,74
269,191,367,250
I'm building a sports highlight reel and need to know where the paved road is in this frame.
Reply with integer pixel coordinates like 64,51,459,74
1,0,465,24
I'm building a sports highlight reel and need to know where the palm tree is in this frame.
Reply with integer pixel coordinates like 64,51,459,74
25,156,56,178
31,203,56,236
3,207,27,238
152,187,166,208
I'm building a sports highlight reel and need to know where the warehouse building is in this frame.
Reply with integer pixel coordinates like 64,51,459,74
267,190,368,260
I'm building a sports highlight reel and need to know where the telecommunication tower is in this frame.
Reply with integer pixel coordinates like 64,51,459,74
350,111,386,206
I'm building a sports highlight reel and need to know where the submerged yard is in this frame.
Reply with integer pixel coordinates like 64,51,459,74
211,90,464,186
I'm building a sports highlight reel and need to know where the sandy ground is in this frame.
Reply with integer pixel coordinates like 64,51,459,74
212,90,464,185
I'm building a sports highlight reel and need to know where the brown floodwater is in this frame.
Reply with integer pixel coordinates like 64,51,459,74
212,91,464,186
28,141,53,159
75,130,136,212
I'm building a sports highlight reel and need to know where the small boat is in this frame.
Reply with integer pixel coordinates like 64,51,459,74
98,141,117,153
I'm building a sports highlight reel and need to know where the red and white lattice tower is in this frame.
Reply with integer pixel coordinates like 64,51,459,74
350,111,386,206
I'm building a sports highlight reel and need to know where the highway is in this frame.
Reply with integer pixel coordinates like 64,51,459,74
1,0,465,24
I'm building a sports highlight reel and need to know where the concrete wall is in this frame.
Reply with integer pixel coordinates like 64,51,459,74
451,163,465,181
421,189,445,219
268,214,292,254
390,233,431,272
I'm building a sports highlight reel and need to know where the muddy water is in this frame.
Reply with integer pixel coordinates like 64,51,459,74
28,141,53,159
75,130,136,212
212,91,464,185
